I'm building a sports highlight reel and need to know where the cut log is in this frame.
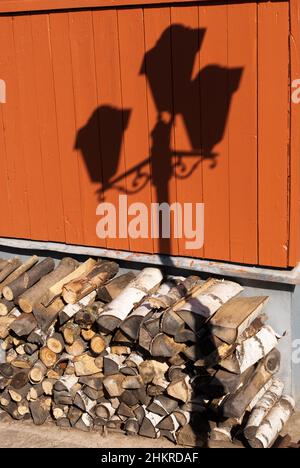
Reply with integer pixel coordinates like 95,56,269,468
9,313,37,337
0,256,39,297
59,291,97,326
97,272,136,303
3,258,55,301
81,329,96,341
103,374,125,397
167,376,192,403
148,276,199,309
195,366,255,398
221,350,280,419
10,371,29,390
97,268,163,333
160,310,185,337
220,325,279,374
249,396,295,449
41,258,96,307
244,379,284,440
75,302,103,329
9,384,31,402
0,362,14,378
18,257,78,313
0,258,22,284
208,296,269,344
27,328,47,347
0,299,15,316
47,333,65,354
90,335,106,355
29,398,51,425
33,298,65,332
39,347,58,368
42,379,55,396
0,310,21,339
62,260,119,304
95,401,116,420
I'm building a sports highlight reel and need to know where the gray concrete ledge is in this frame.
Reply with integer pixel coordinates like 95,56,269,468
0,237,300,285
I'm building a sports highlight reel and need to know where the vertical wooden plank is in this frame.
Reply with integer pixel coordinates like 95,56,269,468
289,0,300,267
199,4,230,261
258,1,289,267
170,6,203,258
143,6,178,256
49,12,84,246
227,3,258,264
31,13,65,242
0,105,12,237
69,10,105,248
0,16,30,239
13,15,48,241
117,8,153,254
92,8,129,252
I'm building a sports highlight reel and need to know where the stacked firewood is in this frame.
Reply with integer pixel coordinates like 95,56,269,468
0,255,295,448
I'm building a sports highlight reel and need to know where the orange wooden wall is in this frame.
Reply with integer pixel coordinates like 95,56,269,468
0,0,299,268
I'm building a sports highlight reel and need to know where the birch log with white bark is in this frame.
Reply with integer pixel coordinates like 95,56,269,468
220,325,279,374
97,268,163,333
244,379,284,440
249,395,295,448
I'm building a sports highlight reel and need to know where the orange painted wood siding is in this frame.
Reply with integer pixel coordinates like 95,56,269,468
0,1,298,268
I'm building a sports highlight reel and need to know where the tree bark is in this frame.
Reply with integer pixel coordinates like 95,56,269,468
0,256,39,297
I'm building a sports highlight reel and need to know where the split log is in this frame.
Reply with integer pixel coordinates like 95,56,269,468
74,354,102,377
10,370,29,390
150,334,186,358
125,418,139,436
33,298,65,332
103,354,126,376
83,385,103,400
3,258,55,301
122,375,143,389
0,299,15,316
39,347,58,368
147,395,178,416
27,328,47,347
0,310,21,339
0,256,39,297
65,338,87,357
97,268,163,333
208,296,269,344
160,310,185,337
0,363,14,378
74,413,94,432
74,389,96,415
157,413,180,433
9,313,37,337
29,397,51,425
220,325,279,374
139,360,168,385
0,258,22,284
120,281,173,340
41,258,96,307
68,406,83,427
97,272,136,303
167,376,192,403
54,374,79,393
244,379,284,440
174,278,243,329
249,396,295,448
103,374,125,397
78,375,103,391
59,291,97,326
139,411,164,439
221,350,280,419
18,257,78,313
195,366,255,398
62,260,119,304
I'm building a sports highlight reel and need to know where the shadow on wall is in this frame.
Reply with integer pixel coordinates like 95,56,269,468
75,23,244,447
75,23,243,257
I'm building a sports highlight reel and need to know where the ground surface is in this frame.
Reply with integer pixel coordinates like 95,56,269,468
0,412,299,448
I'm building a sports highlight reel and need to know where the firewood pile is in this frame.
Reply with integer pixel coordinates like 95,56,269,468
0,255,296,448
